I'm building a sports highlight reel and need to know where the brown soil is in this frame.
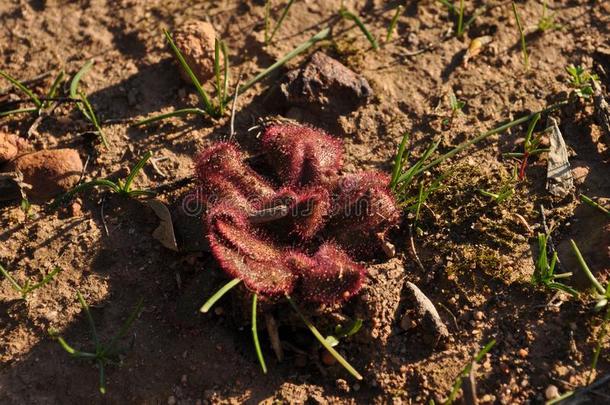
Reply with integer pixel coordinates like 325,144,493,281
1,0,609,404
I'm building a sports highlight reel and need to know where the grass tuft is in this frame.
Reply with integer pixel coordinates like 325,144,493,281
50,292,143,394
52,151,155,207
0,263,62,301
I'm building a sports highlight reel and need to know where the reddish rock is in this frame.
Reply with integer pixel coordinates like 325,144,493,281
0,132,31,164
173,21,216,84
6,149,83,201
280,51,373,114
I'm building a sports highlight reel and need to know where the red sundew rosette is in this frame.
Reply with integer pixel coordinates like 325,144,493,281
326,171,400,258
207,204,296,297
287,243,367,304
262,124,342,188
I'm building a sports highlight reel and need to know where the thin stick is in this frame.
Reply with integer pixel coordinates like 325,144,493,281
286,295,363,380
200,278,242,313
251,294,268,373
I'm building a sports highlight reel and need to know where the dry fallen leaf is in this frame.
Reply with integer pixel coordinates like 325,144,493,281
146,199,179,251
546,117,574,198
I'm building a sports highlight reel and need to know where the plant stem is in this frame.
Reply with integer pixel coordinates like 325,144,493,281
286,295,363,380
200,278,242,313
251,294,268,373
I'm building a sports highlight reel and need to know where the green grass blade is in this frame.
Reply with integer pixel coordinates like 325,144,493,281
339,9,379,50
214,38,222,112
570,239,605,295
77,291,100,349
102,298,144,357
386,5,403,42
123,151,153,193
70,60,93,99
251,294,268,373
44,69,65,109
286,295,363,380
238,27,330,95
26,266,62,293
524,113,540,149
0,69,42,108
51,179,120,208
0,263,24,294
126,189,157,198
390,132,409,189
267,0,296,44
133,107,207,126
457,0,465,36
445,339,496,405
413,102,567,176
163,28,213,112
0,107,39,118
512,2,529,70
70,60,94,121
589,306,610,383
436,0,456,14
80,94,109,148
200,278,242,313
221,40,230,113
580,194,610,217
99,361,107,394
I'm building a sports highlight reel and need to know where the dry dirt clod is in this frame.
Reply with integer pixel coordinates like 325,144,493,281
280,51,373,115
173,21,216,84
5,149,83,201
403,281,449,347
0,131,32,164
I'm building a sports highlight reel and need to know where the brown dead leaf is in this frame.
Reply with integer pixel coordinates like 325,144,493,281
146,199,179,251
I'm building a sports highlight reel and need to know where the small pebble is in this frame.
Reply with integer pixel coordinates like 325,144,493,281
321,350,337,366
474,311,485,321
168,395,177,405
518,348,528,359
545,384,560,400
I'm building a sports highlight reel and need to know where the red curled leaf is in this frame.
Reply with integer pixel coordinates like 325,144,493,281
256,187,330,241
207,204,295,296
196,142,275,206
327,171,400,257
262,124,342,187
287,243,366,304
